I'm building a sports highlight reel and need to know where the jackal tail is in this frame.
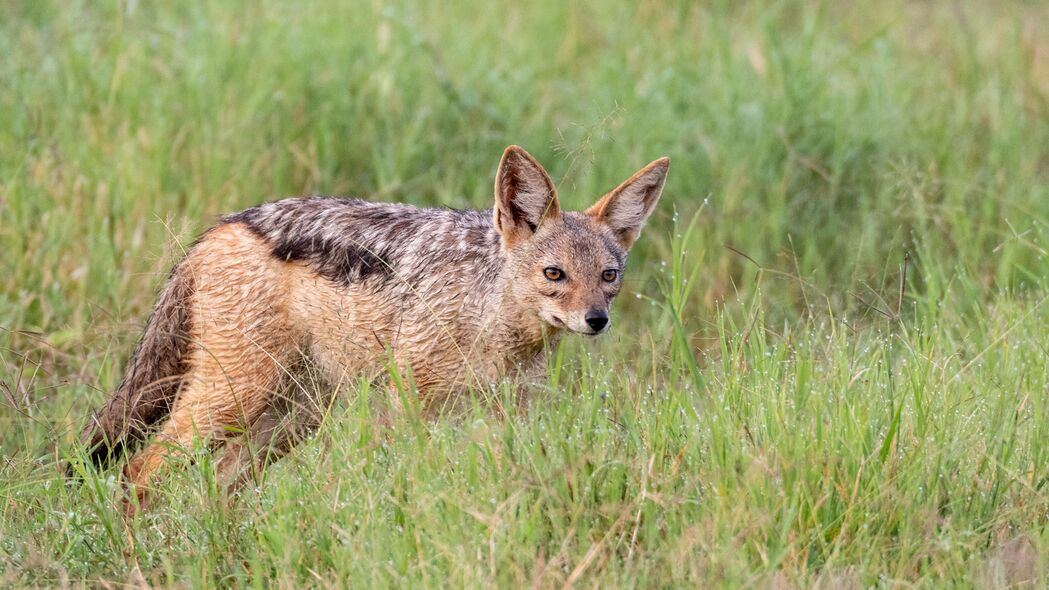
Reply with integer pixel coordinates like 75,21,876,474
66,262,195,477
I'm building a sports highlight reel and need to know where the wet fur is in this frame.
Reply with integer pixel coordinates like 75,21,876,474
69,146,669,510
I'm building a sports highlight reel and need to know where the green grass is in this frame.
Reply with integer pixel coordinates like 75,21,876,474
2,0,1048,586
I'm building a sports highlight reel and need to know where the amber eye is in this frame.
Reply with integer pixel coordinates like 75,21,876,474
602,269,618,282
543,267,564,281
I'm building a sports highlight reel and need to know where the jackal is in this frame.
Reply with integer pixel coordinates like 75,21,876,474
70,145,669,509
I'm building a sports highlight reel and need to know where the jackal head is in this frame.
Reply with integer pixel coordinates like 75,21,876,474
494,145,669,336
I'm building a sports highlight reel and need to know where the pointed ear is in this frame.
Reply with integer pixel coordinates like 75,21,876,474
586,157,669,249
493,145,560,247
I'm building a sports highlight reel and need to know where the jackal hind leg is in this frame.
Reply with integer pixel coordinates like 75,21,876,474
122,338,289,512
119,221,298,514
215,363,335,497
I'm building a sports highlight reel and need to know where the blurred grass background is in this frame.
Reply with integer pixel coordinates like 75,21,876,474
1,0,1048,587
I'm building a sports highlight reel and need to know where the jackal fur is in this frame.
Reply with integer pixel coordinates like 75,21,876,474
70,145,669,509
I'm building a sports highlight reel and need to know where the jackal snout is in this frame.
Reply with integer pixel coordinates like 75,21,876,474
584,309,609,333
548,302,609,336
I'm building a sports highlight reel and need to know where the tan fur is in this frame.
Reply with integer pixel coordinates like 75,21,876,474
72,146,669,512
123,224,296,500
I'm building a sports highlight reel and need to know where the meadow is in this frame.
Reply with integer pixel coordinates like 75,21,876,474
2,0,1048,587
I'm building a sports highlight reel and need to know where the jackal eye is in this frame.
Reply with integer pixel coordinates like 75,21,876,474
602,269,618,282
543,267,565,281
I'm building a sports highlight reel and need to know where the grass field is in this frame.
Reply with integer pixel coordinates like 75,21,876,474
2,0,1049,587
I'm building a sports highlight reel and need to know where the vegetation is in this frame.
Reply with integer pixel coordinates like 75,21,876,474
2,0,1047,586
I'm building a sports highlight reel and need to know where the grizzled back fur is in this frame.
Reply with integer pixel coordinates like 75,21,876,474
223,197,505,293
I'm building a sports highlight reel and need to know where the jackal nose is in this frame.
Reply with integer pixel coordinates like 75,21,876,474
585,311,609,332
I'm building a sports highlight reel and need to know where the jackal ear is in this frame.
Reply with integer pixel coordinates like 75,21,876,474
494,145,560,247
586,157,669,249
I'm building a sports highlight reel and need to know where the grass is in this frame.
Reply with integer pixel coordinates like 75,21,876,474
2,0,1048,586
